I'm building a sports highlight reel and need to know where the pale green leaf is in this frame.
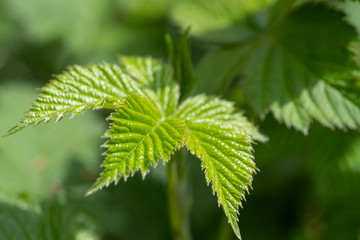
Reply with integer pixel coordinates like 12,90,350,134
175,95,257,239
172,0,275,43
6,56,180,136
3,0,108,44
119,56,179,116
5,63,142,136
176,95,266,142
86,93,187,195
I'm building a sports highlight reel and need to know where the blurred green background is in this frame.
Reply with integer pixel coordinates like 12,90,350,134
0,0,360,239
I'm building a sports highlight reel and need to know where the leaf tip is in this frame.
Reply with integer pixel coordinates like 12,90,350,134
3,125,22,137
84,186,98,197
85,183,103,197
232,224,242,240
85,176,108,197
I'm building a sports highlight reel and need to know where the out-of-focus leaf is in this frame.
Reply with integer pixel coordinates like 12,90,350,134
166,29,197,102
116,0,171,23
3,0,110,44
198,3,360,133
1,0,169,63
195,46,249,95
172,0,275,43
242,4,360,132
0,195,99,240
337,1,360,35
252,117,360,239
0,13,19,68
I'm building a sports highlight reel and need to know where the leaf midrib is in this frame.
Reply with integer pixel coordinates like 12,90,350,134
118,116,165,170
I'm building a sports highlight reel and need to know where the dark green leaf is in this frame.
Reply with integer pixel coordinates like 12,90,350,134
166,29,197,102
0,196,98,240
198,3,360,132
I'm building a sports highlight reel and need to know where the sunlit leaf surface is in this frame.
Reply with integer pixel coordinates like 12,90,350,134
87,93,187,195
176,95,257,239
5,64,141,136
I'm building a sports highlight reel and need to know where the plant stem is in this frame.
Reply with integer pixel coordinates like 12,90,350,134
167,148,192,240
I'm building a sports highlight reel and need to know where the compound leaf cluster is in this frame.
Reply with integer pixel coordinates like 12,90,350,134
6,55,263,239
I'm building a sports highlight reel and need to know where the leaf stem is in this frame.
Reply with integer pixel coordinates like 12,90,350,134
167,148,192,240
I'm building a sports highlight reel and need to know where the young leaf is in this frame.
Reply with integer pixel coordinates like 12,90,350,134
119,56,179,116
175,95,257,239
4,64,142,136
6,57,179,136
165,29,197,102
86,93,187,196
176,94,266,142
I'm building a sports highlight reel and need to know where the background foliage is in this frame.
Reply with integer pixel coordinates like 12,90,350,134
1,0,360,239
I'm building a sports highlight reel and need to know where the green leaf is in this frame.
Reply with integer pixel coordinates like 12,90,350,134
272,78,360,132
175,95,257,239
0,196,39,240
5,64,141,136
3,0,108,44
165,29,197,102
6,56,180,136
176,95,266,142
119,56,179,116
241,4,360,132
337,0,360,35
172,0,275,43
86,93,187,195
195,46,250,95
268,0,299,24
198,3,360,133
0,195,99,240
